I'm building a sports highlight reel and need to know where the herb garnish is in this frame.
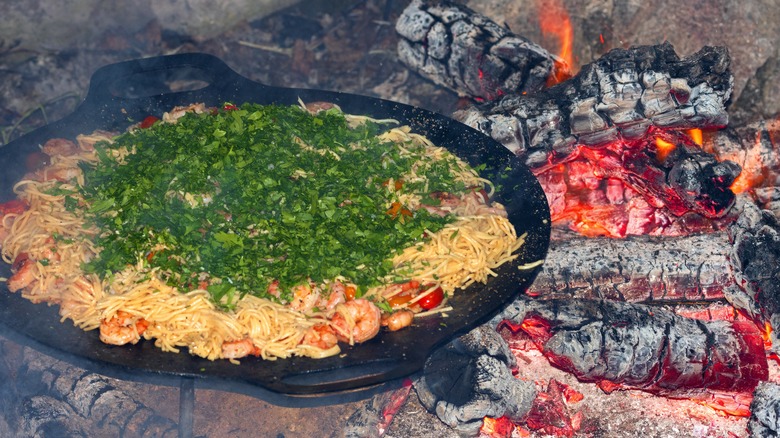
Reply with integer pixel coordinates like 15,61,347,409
80,104,470,306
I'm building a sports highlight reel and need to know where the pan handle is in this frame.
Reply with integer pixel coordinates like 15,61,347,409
82,53,261,117
272,355,421,395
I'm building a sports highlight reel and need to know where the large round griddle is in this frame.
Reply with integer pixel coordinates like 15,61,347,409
0,53,550,396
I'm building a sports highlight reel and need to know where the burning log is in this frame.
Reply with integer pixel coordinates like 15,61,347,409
451,44,740,220
727,200,780,354
749,382,780,437
395,0,568,102
707,117,780,216
414,325,537,436
708,117,780,191
528,228,737,303
451,43,733,165
396,6,740,222
492,297,768,416
538,145,744,237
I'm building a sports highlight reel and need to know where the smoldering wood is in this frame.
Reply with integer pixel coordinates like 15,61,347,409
749,382,780,437
492,297,768,398
338,381,412,438
537,160,743,237
711,120,780,184
708,117,780,195
528,228,737,303
395,0,565,102
14,347,178,438
451,42,732,165
444,42,740,218
577,131,740,218
753,187,780,216
727,201,780,355
414,325,537,437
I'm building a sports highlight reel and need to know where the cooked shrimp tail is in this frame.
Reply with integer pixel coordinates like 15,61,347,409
330,299,381,345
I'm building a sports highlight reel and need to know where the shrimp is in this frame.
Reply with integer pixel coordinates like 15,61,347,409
221,338,261,359
41,138,79,157
319,282,347,311
99,310,149,345
300,100,340,115
59,277,97,320
381,309,415,332
31,165,81,182
330,299,381,344
267,280,281,299
7,253,37,292
162,103,207,123
288,282,320,313
301,323,338,350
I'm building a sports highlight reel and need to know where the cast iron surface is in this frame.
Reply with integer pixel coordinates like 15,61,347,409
0,53,550,395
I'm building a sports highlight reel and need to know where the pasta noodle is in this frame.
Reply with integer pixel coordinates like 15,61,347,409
0,102,526,362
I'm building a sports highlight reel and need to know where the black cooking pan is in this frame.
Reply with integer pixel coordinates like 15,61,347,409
0,53,550,395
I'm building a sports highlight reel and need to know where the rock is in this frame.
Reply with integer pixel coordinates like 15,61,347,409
0,0,300,55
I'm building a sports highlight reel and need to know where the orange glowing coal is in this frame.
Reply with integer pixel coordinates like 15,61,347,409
655,137,677,162
728,132,768,194
537,0,574,85
480,416,515,437
762,321,773,350
687,128,703,146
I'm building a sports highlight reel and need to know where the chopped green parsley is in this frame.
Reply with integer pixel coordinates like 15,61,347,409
80,103,471,305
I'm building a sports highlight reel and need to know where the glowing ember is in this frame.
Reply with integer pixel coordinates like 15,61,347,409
537,0,574,85
694,392,754,417
730,132,767,194
479,416,515,437
525,380,584,437
655,137,677,162
688,128,703,146
763,321,773,349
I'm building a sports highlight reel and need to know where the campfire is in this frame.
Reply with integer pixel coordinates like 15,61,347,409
2,0,780,437
383,0,780,436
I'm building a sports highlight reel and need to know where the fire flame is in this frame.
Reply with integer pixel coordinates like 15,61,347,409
537,0,574,85
729,132,767,194
687,128,703,146
655,137,677,162
763,321,773,349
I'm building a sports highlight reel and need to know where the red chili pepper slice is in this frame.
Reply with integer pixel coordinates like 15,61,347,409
139,115,159,129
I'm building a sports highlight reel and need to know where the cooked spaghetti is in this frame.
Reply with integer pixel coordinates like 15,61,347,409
0,102,524,362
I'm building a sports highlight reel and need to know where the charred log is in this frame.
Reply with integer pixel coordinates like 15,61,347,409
395,0,566,102
749,382,780,438
452,42,732,162
707,117,780,217
415,325,537,436
754,186,780,217
18,396,89,437
727,201,780,356
538,157,742,237
20,350,178,438
450,43,739,219
528,228,737,303
491,297,768,410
